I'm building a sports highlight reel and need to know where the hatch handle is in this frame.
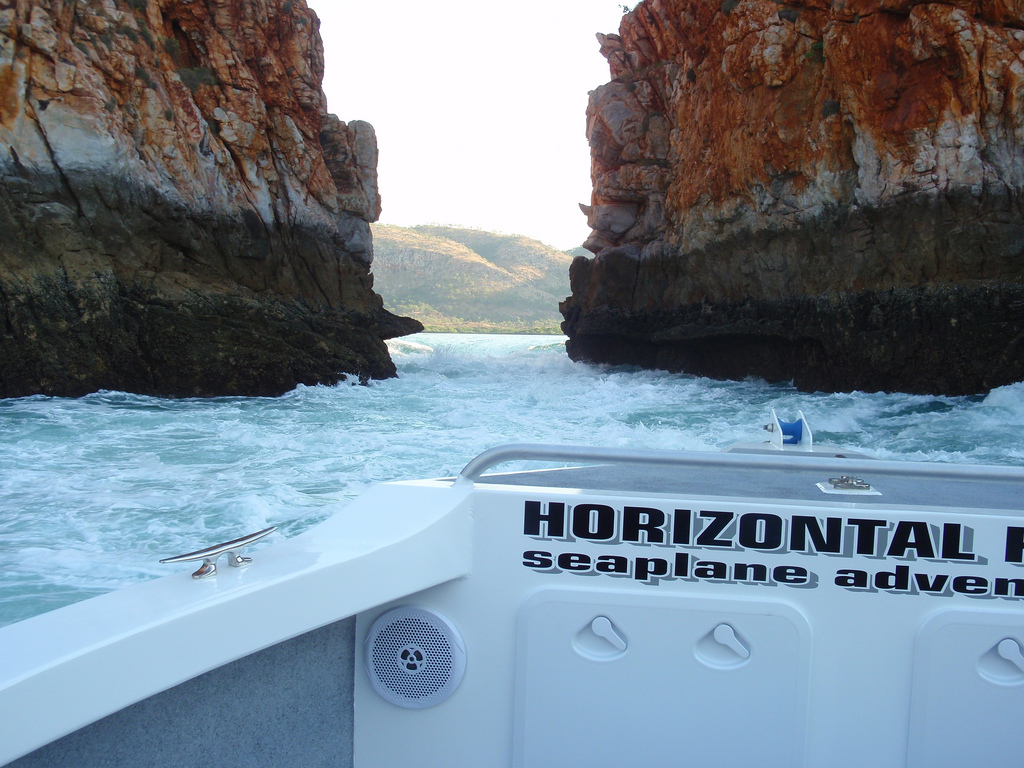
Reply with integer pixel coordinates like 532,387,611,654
998,639,1024,673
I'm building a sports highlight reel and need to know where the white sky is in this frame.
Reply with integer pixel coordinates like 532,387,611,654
309,0,627,250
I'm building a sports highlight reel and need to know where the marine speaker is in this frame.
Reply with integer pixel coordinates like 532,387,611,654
364,606,466,709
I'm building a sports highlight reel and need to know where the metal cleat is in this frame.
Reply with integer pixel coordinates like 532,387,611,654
160,526,277,579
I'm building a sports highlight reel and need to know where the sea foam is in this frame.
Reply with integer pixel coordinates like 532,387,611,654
1,333,1021,626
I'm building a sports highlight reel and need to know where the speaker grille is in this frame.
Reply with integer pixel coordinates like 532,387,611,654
365,606,466,708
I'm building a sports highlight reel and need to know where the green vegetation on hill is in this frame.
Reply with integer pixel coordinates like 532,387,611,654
370,225,576,334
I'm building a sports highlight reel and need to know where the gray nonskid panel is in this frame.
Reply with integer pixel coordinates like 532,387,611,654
9,618,355,768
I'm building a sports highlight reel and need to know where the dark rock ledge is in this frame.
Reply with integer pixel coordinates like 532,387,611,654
563,279,1024,397
1,272,420,399
0,170,421,398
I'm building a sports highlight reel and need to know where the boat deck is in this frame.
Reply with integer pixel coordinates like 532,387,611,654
476,460,1023,512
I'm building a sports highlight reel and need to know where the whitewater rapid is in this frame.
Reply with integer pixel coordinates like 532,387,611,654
1,333,1022,627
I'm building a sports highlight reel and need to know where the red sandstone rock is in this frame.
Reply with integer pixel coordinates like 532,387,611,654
564,0,1024,394
0,0,418,397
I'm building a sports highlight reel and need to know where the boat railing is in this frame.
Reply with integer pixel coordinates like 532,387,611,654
457,443,1024,486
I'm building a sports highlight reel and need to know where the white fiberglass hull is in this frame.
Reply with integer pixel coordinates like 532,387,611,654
3,444,1023,767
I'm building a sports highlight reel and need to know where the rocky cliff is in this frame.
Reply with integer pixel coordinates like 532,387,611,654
562,0,1024,395
0,0,420,398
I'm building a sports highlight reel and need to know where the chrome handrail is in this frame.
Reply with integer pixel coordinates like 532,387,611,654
457,443,1024,486
160,526,278,579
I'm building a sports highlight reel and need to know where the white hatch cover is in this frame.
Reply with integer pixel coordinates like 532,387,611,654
513,590,810,767
908,609,1024,768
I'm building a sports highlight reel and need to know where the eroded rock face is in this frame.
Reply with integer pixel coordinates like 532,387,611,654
0,0,420,398
562,0,1024,394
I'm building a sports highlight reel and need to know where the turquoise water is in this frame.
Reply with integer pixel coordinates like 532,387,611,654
1,333,1022,627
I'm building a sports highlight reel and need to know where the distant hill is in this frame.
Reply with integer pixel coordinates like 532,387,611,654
370,225,576,333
